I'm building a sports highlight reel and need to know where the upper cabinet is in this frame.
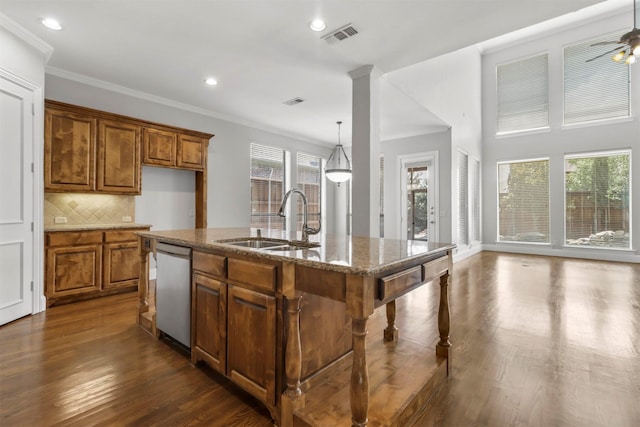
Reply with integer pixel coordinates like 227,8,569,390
44,108,97,191
44,100,214,195
97,120,141,193
143,128,207,171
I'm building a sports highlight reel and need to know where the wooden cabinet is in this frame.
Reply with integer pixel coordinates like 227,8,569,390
191,250,278,405
44,107,96,191
227,285,277,405
143,127,176,167
97,120,141,193
143,128,207,171
192,273,227,374
45,227,149,306
46,231,103,299
45,100,212,194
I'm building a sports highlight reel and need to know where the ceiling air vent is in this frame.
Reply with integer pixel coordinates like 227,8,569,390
322,23,359,45
283,97,305,106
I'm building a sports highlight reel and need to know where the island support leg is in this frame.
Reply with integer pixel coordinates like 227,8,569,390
436,272,451,373
383,300,398,342
351,317,370,427
281,295,305,427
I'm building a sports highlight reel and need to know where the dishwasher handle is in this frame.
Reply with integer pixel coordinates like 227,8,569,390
156,242,191,258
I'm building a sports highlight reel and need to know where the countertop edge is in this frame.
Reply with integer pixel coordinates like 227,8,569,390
45,223,152,232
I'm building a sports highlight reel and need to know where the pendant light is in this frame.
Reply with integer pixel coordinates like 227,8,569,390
325,121,351,184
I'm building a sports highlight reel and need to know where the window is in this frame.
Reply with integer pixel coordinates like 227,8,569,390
250,143,286,230
497,53,549,134
564,33,630,125
565,151,630,248
296,152,321,230
498,159,549,243
457,150,469,246
470,157,481,242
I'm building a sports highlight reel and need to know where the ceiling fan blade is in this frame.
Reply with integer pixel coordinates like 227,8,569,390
591,40,622,46
586,46,625,62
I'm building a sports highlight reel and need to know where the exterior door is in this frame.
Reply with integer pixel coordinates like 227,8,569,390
0,74,34,325
400,153,438,243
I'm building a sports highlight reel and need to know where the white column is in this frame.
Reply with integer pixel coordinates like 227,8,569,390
349,65,381,237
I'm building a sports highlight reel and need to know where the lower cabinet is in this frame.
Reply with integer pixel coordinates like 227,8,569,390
227,284,277,405
192,273,227,374
191,250,278,406
45,227,148,306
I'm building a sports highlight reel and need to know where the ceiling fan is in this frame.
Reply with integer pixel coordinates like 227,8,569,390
588,0,640,64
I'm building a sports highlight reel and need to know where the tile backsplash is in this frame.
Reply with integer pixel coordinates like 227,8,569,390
44,193,135,226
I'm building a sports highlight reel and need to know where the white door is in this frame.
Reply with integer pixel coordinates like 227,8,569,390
0,75,34,325
400,152,438,242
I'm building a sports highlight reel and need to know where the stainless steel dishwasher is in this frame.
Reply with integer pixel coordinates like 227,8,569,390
155,242,192,348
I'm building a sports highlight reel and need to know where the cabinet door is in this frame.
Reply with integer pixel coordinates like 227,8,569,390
143,127,176,167
103,241,140,290
177,135,206,170
227,285,276,405
97,120,141,194
44,108,96,191
46,244,102,299
192,273,227,373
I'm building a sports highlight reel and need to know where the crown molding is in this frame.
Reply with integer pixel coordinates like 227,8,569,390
0,13,54,61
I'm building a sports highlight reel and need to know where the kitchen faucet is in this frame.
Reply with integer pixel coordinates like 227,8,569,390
277,188,321,244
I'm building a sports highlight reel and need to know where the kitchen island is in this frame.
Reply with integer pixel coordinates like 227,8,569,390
136,228,454,427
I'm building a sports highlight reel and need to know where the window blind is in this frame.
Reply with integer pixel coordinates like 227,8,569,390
470,157,481,242
564,33,630,125
498,159,549,243
497,53,549,134
457,151,469,246
565,151,630,248
250,143,286,230
296,152,321,230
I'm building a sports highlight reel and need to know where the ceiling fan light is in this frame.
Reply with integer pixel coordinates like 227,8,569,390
626,53,636,64
633,45,640,55
612,50,626,62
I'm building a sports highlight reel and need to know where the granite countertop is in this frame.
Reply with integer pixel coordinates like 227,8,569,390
137,228,455,275
45,223,152,232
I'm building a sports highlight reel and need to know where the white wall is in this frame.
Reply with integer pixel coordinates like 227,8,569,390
381,130,452,241
481,10,640,262
385,46,483,253
44,74,335,234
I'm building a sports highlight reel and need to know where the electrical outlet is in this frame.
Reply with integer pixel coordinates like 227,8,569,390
122,216,132,222
54,216,67,224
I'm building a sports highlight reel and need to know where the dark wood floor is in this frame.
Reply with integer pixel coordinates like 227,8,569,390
1,251,639,426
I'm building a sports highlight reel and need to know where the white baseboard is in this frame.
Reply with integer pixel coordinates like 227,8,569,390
483,243,640,263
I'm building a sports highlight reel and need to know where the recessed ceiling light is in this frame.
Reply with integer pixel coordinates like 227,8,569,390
309,18,326,32
205,78,218,86
41,18,62,31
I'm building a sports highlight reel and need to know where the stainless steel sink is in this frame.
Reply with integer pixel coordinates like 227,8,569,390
265,245,306,251
222,239,286,249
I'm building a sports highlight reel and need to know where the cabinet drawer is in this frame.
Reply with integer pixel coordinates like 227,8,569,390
104,229,146,243
378,265,423,302
47,231,103,247
193,250,227,278
228,259,276,292
422,256,449,283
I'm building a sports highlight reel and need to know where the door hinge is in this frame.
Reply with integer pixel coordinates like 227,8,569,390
31,222,34,232
31,103,35,116
31,162,34,173
30,281,34,291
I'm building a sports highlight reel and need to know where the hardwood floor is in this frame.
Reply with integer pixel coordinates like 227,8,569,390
1,251,639,426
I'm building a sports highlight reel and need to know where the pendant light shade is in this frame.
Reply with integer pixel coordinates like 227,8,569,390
325,121,351,183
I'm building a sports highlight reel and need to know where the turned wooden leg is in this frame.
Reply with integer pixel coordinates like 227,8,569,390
383,300,398,342
436,272,451,371
281,295,304,427
351,317,369,427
